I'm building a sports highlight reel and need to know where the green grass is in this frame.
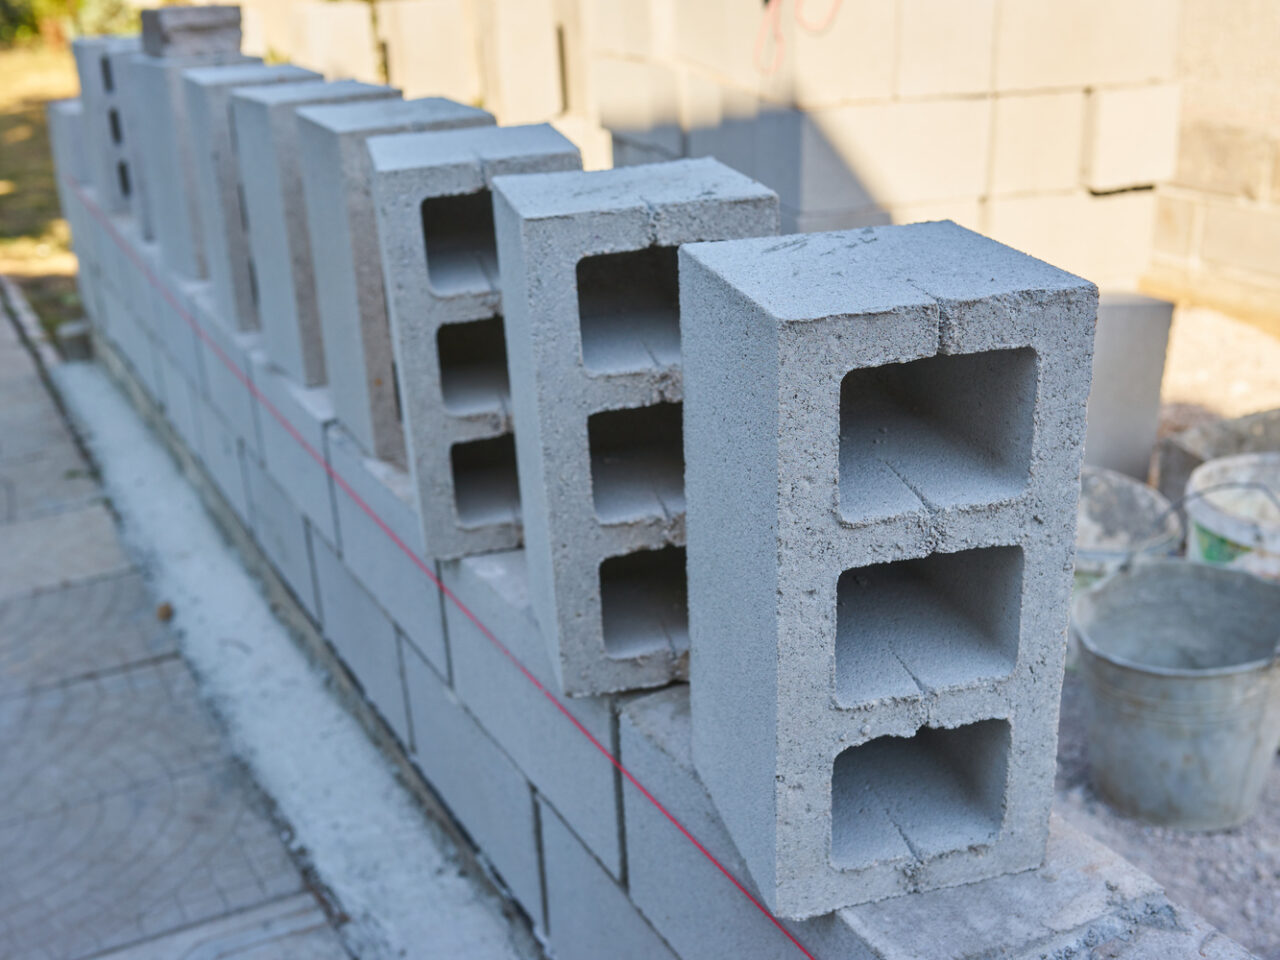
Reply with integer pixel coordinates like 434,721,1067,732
0,43,81,336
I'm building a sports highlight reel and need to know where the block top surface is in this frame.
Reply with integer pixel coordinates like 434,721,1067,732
682,221,1094,322
367,122,577,174
232,79,396,109
295,97,492,136
140,5,241,57
72,34,139,54
183,62,319,90
492,157,775,221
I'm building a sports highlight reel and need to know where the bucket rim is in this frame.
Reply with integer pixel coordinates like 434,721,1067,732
1073,560,1280,678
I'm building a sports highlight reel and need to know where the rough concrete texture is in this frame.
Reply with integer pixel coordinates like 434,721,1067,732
620,685,1250,960
140,4,243,57
680,221,1097,918
538,797,680,960
70,35,140,216
401,641,544,923
492,158,779,696
440,551,623,878
250,351,339,544
184,63,321,333
231,79,400,387
1084,293,1174,480
297,97,494,465
312,530,411,747
368,123,581,558
325,422,448,676
1156,406,1280,508
128,51,259,281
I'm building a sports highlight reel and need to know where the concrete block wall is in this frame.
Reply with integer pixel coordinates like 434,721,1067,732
493,159,778,696
231,79,400,386
70,35,140,217
54,26,1246,960
680,222,1096,917
297,97,494,466
368,123,581,558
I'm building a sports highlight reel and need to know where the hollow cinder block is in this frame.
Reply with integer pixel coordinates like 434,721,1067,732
492,158,779,697
296,98,494,467
184,63,322,333
231,80,400,387
140,4,242,58
70,35,141,216
128,50,258,281
368,123,582,558
681,221,1097,918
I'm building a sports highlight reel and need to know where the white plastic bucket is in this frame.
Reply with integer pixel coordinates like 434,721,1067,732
1075,466,1180,589
1185,452,1280,581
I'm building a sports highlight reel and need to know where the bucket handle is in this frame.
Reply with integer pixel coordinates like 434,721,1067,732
1119,480,1280,572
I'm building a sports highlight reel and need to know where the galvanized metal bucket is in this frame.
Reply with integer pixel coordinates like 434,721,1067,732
1074,560,1280,829
1075,466,1181,590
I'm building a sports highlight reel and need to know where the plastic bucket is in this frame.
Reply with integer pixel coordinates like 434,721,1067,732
1185,452,1280,581
1074,561,1280,829
1074,466,1180,589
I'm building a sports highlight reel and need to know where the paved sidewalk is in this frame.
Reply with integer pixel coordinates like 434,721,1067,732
0,315,350,958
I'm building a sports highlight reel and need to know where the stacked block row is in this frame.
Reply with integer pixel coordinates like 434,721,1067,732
49,14,1229,960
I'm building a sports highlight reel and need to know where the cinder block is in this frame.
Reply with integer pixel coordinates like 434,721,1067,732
243,451,320,620
198,396,252,524
610,135,681,168
45,99,93,264
376,0,483,104
492,158,778,696
297,98,494,466
620,685,1244,960
681,221,1096,918
1084,294,1174,480
184,63,322,333
141,5,242,57
473,0,561,124
895,0,994,98
290,1,382,84
70,35,141,216
401,642,542,918
112,46,157,239
1200,199,1280,278
990,92,1087,195
1153,192,1196,258
538,797,678,960
231,80,400,387
128,50,258,281
249,353,339,545
155,345,204,456
1084,84,1181,191
312,531,410,746
441,551,623,878
368,123,581,558
326,422,448,675
1174,121,1273,198
995,0,1179,92
791,0,896,106
191,291,264,456
149,271,206,392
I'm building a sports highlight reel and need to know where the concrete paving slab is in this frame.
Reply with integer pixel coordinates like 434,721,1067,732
0,504,131,602
0,438,99,525
0,570,175,698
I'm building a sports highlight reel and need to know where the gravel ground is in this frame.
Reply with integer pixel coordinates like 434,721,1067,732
1056,668,1280,959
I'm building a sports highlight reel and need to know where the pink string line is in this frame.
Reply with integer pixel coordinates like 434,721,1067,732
68,176,819,960
755,0,846,76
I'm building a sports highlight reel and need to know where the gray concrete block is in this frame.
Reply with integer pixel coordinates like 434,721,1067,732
197,396,252,524
155,343,204,456
70,35,140,216
312,530,410,746
368,123,581,558
184,63,322,333
231,80,400,387
249,353,339,545
46,98,89,206
680,221,1097,918
491,158,778,696
620,685,1250,960
129,52,259,282
148,270,206,391
440,550,623,878
111,45,156,239
539,797,678,960
141,4,242,57
401,641,542,919
1084,293,1174,481
297,98,493,467
326,422,448,675
243,451,319,620
192,295,263,457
